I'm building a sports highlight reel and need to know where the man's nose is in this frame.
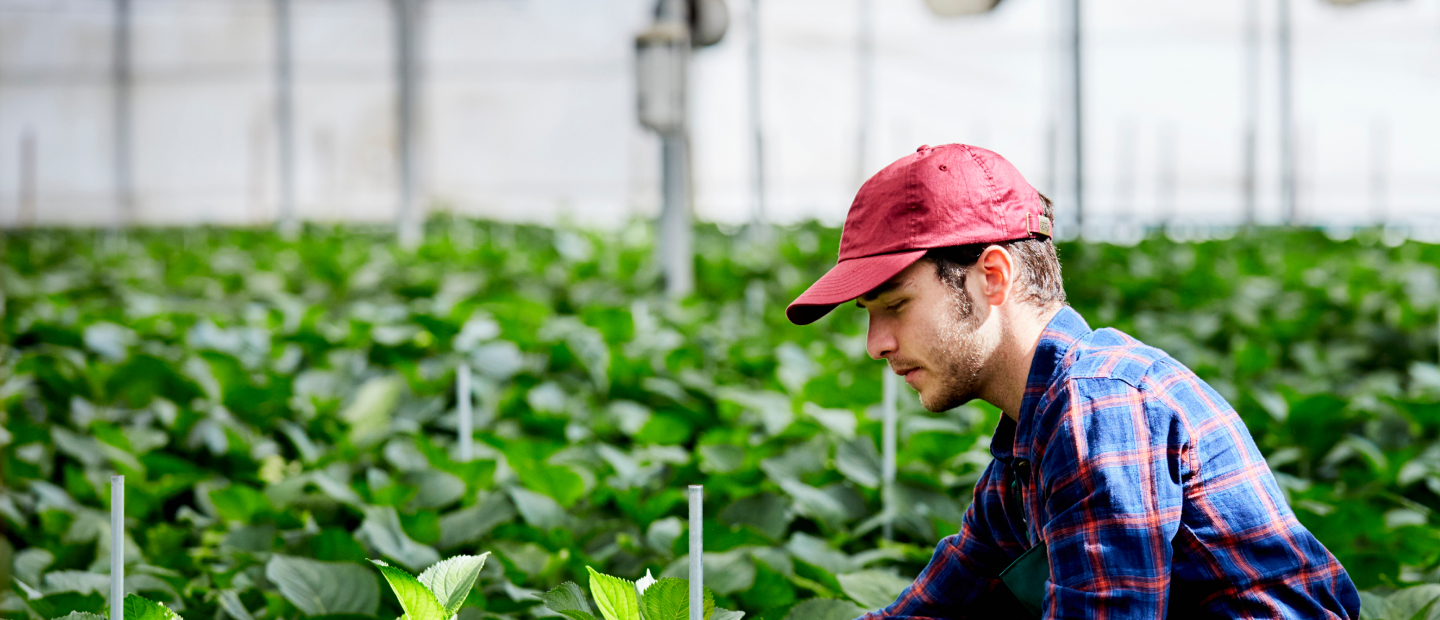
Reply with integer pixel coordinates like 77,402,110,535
866,318,895,361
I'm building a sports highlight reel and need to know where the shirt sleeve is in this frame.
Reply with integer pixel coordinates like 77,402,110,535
854,469,1030,620
1037,377,1189,620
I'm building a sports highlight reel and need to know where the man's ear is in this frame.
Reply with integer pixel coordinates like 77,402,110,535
976,245,1014,307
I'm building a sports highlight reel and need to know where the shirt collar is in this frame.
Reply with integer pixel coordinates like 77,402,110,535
989,305,1092,463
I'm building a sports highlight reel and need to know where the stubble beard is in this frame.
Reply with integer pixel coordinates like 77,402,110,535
917,293,995,413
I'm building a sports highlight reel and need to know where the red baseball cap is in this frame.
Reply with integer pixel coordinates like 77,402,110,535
786,143,1052,325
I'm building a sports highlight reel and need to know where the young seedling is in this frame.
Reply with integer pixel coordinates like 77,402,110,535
537,567,743,620
371,553,490,620
53,594,182,620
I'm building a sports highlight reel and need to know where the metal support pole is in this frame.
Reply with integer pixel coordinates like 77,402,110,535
275,0,298,238
661,132,694,297
393,0,423,249
881,370,897,541
1066,0,1084,230
1277,0,1296,225
658,0,693,298
111,475,125,619
458,364,473,462
19,130,36,227
747,0,766,228
1241,0,1260,226
855,0,875,188
113,0,133,229
1369,118,1389,225
688,485,703,620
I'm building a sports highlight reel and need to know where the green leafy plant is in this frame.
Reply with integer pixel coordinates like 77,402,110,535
47,594,181,620
371,554,489,620
538,568,743,620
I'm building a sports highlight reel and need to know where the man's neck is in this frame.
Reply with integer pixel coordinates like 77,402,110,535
988,305,1062,423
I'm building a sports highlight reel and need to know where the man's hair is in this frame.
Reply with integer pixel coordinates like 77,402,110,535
924,194,1065,317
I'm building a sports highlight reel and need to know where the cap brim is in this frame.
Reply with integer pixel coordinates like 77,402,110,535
785,249,928,325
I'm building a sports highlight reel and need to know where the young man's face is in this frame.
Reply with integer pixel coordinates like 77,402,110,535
857,258,1001,412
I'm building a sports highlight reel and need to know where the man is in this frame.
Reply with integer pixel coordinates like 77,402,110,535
785,144,1360,619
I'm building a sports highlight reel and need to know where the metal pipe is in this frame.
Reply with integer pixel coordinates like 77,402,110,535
275,0,297,237
688,485,703,620
856,0,875,188
661,132,694,297
111,475,125,620
658,0,693,298
458,364,473,462
1067,0,1084,230
748,0,766,227
394,0,423,249
19,130,36,227
1242,0,1260,226
881,370,897,541
1278,0,1295,225
113,0,133,229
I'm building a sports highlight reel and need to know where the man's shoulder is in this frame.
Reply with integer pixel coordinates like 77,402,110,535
1054,326,1173,389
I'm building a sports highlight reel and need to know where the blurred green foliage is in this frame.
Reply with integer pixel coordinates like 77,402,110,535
2,222,1440,620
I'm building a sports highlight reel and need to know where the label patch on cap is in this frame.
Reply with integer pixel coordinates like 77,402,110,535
1029,214,1053,238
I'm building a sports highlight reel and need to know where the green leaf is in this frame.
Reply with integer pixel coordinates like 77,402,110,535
371,559,448,620
539,581,598,620
833,437,882,489
52,614,107,620
517,463,586,507
265,554,381,616
780,599,866,620
586,567,641,620
639,577,714,620
341,376,403,448
711,609,745,620
418,553,489,617
123,594,183,620
836,570,911,610
209,484,273,522
356,505,441,573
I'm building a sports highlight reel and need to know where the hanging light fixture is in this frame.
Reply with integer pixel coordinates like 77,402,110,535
923,0,1002,17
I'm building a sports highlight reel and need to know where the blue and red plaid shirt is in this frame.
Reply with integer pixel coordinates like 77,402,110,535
863,307,1360,619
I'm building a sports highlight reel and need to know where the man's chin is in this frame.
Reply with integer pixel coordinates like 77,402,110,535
916,386,975,413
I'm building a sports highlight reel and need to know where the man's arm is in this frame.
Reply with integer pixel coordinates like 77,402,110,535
856,468,1029,620
1037,377,1188,619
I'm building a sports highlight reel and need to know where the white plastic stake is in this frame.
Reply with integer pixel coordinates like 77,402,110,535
458,364,473,462
111,475,124,620
881,369,898,540
689,485,703,620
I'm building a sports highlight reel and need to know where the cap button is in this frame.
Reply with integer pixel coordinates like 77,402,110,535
916,144,930,152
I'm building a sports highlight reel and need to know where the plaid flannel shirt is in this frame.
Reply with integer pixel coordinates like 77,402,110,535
862,307,1360,619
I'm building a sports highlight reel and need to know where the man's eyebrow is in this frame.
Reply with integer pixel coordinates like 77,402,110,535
856,278,906,306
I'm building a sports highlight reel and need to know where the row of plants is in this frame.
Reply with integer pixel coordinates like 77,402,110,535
2,221,1440,620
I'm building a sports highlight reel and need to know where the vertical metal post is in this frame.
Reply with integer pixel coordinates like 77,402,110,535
1114,119,1136,224
1369,118,1388,225
458,364,473,462
393,0,423,249
1277,0,1296,225
19,130,36,227
113,0,133,229
1157,124,1177,226
659,0,693,298
688,485,703,620
881,370,897,541
661,133,693,297
111,475,125,619
1241,0,1260,226
855,0,875,188
275,0,298,238
1066,0,1084,230
748,0,766,227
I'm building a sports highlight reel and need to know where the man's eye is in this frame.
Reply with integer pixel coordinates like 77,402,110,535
886,300,906,312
